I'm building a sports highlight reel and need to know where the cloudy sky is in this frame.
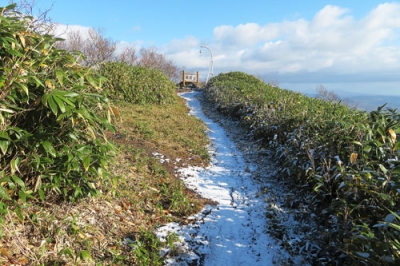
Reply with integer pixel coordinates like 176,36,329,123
5,0,400,96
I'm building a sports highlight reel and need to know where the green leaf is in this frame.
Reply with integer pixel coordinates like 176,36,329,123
7,48,23,57
390,166,400,175
18,190,34,203
16,82,29,97
394,141,400,151
18,190,26,203
11,175,25,188
47,95,58,115
14,206,23,221
41,93,48,105
42,141,56,157
56,92,75,106
352,141,363,146
0,186,11,200
364,145,372,153
38,189,45,202
0,176,11,184
69,133,78,141
377,127,385,137
86,75,98,89
29,76,44,87
0,131,11,140
379,193,394,206
31,154,41,170
53,95,66,113
379,164,388,174
63,92,79,97
5,3,17,10
388,222,400,231
79,250,92,262
58,248,74,259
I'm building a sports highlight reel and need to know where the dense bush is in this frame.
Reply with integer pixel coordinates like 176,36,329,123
0,3,115,211
98,62,177,105
205,71,400,265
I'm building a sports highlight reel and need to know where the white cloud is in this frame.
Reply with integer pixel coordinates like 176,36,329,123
166,3,400,83
213,23,280,47
164,36,200,54
130,25,141,33
52,3,400,86
53,24,92,39
115,40,142,55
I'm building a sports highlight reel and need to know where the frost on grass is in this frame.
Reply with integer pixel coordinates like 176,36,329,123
156,91,317,265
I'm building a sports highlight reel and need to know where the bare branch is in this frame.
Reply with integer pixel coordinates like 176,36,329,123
316,85,340,102
117,46,137,65
83,28,116,67
56,27,116,67
8,0,55,34
137,47,180,82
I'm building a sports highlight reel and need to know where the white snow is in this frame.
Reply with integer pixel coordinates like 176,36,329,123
156,91,307,265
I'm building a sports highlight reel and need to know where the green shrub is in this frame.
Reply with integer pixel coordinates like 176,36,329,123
98,62,177,104
0,4,115,208
205,71,400,265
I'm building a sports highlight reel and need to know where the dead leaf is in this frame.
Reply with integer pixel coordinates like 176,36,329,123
0,247,12,259
389,128,396,143
350,153,358,164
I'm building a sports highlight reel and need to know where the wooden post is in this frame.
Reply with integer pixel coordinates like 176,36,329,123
196,71,200,87
182,70,186,87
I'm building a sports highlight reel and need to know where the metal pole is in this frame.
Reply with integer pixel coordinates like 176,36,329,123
200,45,214,83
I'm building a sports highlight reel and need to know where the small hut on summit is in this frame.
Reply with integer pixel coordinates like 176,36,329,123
178,70,200,88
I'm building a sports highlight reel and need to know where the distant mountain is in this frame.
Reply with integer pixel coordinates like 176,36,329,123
344,95,400,111
303,92,400,112
282,82,400,112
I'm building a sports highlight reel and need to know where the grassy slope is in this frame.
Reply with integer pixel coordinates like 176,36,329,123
0,94,211,265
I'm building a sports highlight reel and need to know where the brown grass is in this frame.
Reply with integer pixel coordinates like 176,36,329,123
0,95,212,265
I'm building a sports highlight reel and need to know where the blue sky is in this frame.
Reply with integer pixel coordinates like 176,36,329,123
4,0,400,96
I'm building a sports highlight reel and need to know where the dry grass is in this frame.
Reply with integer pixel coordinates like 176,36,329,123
0,94,212,265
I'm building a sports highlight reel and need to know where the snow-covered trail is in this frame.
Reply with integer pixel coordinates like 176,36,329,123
157,91,289,265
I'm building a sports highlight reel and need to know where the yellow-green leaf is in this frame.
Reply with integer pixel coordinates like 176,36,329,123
56,70,64,86
10,158,20,175
42,141,56,157
86,75,98,89
0,140,9,154
82,156,91,172
79,250,92,262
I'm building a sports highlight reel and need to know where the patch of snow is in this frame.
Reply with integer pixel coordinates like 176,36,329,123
157,91,310,265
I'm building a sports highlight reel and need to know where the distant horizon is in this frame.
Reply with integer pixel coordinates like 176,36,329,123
280,81,400,97
279,81,400,111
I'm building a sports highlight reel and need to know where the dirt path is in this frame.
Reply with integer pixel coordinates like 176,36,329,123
157,91,311,265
